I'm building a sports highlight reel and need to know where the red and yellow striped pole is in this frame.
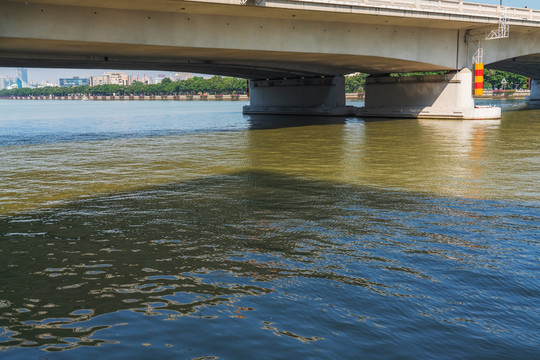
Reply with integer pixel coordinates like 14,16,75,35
474,63,484,96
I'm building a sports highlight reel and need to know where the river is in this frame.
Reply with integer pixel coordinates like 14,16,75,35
0,99,538,359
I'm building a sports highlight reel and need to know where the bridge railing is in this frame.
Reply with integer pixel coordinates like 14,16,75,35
415,0,539,20
271,0,540,22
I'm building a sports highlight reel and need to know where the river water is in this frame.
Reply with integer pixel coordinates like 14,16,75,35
0,100,538,359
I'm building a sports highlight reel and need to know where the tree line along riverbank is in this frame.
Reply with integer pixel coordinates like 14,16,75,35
3,94,250,101
0,70,529,98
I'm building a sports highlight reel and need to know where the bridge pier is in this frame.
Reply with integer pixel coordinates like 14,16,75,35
243,76,355,116
356,69,501,120
527,79,540,101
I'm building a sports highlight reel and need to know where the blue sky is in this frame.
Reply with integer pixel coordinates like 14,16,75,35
1,0,537,82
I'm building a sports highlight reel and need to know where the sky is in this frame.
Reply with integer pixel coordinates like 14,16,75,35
0,0,537,83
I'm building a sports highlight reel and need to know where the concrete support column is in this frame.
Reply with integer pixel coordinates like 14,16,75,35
243,76,354,116
528,79,540,101
356,68,501,119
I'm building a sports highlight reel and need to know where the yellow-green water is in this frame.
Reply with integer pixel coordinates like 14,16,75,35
1,101,538,215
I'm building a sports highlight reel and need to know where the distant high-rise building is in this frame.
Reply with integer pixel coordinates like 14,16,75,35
108,72,130,86
90,75,108,86
16,68,28,88
59,76,89,87
0,76,9,90
0,76,18,89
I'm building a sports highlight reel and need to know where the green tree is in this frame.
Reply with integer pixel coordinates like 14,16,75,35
345,73,368,93
0,75,250,97
484,69,527,90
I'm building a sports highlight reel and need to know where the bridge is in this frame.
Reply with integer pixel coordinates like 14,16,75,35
1,0,539,118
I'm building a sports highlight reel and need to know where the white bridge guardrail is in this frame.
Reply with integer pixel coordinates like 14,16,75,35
259,0,540,22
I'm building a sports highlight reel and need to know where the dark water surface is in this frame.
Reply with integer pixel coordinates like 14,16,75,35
0,100,538,359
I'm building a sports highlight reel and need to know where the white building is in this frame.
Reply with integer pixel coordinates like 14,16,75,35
90,72,130,86
171,72,194,81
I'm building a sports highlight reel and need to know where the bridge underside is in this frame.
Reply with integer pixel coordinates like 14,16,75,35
0,38,451,80
2,38,539,81
486,55,540,79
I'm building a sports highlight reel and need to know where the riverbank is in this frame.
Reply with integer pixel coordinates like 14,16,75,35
0,91,530,101
474,89,530,99
0,94,250,101
1,94,367,101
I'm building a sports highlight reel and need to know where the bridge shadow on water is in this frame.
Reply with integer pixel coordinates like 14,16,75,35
245,114,348,130
0,170,538,358
245,114,412,128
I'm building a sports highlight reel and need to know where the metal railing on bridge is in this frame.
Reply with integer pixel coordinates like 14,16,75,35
254,0,540,22
360,0,539,21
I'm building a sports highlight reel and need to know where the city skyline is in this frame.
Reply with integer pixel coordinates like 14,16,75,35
0,67,202,85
